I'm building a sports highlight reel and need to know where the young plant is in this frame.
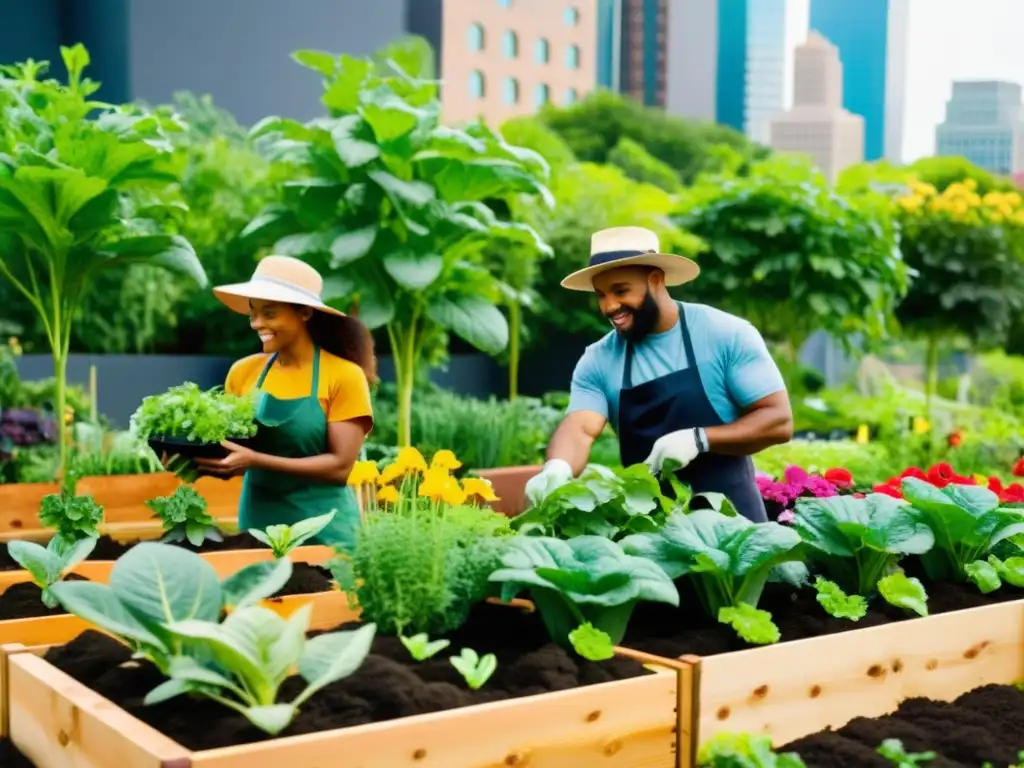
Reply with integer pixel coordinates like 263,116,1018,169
130,382,257,444
449,647,497,689
901,478,1024,584
146,485,222,547
38,491,103,545
621,509,805,645
697,731,808,767
249,510,336,557
6,536,96,608
813,576,868,621
400,633,450,661
488,535,679,651
964,554,1024,594
877,738,936,766
877,572,929,617
791,493,935,596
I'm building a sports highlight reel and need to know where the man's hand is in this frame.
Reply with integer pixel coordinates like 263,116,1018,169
644,429,702,474
524,459,574,505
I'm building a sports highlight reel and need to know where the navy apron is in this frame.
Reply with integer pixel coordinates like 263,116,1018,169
617,306,768,523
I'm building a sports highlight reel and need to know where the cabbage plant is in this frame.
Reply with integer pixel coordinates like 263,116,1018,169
7,536,96,607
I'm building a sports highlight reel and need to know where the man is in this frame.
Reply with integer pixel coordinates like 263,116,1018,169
525,226,793,523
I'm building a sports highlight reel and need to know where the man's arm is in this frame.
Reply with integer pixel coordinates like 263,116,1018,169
546,347,610,475
705,320,793,456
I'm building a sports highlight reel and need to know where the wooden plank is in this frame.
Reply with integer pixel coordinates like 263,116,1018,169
695,599,1024,750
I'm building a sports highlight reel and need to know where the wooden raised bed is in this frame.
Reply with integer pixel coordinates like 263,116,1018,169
0,598,698,768
691,599,1024,753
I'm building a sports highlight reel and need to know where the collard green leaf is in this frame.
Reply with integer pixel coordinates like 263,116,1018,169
49,580,165,648
329,115,380,167
425,293,509,354
793,494,934,558
383,248,444,290
329,226,377,266
220,558,293,610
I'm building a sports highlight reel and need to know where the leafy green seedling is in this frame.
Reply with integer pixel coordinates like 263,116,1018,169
877,738,936,766
400,633,451,661
718,603,781,645
813,577,868,621
130,382,258,444
7,536,97,608
569,622,615,661
877,572,929,617
249,510,336,558
147,485,222,547
698,731,808,767
38,491,103,544
449,647,497,690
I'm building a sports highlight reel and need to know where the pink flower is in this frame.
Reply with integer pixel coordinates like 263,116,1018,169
777,509,795,524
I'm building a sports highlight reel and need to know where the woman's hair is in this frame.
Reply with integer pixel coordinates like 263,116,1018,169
304,309,378,385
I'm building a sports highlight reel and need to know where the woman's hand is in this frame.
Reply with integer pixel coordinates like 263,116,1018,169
194,441,260,477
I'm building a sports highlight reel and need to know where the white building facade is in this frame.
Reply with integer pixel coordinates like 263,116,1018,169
936,81,1024,176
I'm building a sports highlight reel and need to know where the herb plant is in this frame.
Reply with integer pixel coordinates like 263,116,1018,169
147,485,222,547
449,647,497,690
38,491,103,545
489,535,679,650
791,493,935,597
621,509,806,645
400,633,450,661
511,463,676,541
901,478,1024,584
130,382,257,444
7,536,96,608
249,510,336,557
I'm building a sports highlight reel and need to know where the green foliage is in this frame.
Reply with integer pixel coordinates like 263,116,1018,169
130,382,257,443
876,738,937,766
248,510,336,558
499,115,577,179
876,572,929,617
146,485,222,547
698,731,808,768
7,535,96,608
38,490,103,543
489,534,679,649
399,632,450,661
909,156,1016,195
676,156,908,355
812,577,868,621
449,647,497,689
607,136,681,193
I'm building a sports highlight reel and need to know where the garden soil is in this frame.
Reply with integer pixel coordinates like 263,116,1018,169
780,683,1024,767
0,737,33,767
44,601,649,750
0,573,88,620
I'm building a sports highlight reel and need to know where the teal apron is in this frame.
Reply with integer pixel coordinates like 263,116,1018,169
237,347,361,549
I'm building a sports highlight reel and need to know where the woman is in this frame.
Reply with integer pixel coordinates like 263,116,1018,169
194,255,376,550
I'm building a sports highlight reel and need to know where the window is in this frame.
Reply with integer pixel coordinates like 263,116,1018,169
535,37,550,63
564,6,579,25
503,77,520,104
503,30,519,58
469,71,486,99
467,23,485,51
566,44,580,69
565,87,577,104
535,83,550,107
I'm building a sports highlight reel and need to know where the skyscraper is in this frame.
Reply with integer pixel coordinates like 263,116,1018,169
808,0,908,162
936,81,1024,175
619,0,667,106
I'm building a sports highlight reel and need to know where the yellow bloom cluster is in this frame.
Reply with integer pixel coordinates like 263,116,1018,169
347,447,500,510
896,177,1024,226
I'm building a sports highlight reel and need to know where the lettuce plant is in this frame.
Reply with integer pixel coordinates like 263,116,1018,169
964,554,1024,594
877,572,929,617
697,731,807,767
791,493,934,596
621,509,805,645
38,491,103,545
130,382,257,444
249,510,335,558
488,535,679,652
901,478,1024,584
51,542,373,735
146,485,222,547
6,536,96,608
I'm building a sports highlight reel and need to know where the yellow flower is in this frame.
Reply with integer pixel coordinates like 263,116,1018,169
417,467,452,499
912,417,931,435
855,424,870,445
430,449,462,471
379,462,405,485
347,460,380,487
394,447,427,474
377,485,400,505
973,473,989,486
442,483,468,506
462,476,499,502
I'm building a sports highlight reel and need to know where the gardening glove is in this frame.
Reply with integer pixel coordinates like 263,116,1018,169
525,459,574,506
644,428,706,474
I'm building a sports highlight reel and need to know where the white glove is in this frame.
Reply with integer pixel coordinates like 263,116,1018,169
644,429,703,474
525,459,574,505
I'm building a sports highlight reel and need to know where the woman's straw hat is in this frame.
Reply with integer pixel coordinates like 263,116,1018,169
213,256,345,317
561,226,700,292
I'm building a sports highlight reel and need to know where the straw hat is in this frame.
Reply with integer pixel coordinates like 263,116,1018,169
213,256,345,317
561,226,700,292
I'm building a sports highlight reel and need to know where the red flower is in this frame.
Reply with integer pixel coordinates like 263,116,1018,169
1002,483,1024,503
947,431,963,448
852,492,866,499
824,467,854,488
1013,458,1024,478
873,483,903,499
989,476,1006,494
926,463,955,488
899,467,927,481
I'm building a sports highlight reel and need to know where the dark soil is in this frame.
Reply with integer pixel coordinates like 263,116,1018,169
0,574,89,620
623,576,1024,659
0,738,33,767
780,683,1024,767
45,601,649,751
273,562,333,597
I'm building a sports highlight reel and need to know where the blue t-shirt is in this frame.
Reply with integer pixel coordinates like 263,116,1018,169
567,302,786,431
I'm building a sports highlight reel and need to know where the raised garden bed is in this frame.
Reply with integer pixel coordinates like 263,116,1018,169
779,682,1024,767
1,597,693,768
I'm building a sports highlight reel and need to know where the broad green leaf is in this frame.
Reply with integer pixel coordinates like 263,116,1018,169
109,542,221,628
94,234,207,288
382,248,443,290
426,294,509,354
220,558,293,610
877,572,929,617
329,115,380,167
7,540,61,587
321,55,371,113
965,560,1001,594
286,510,337,545
360,89,428,143
989,555,1024,588
245,704,297,735
368,169,435,207
49,580,165,648
793,494,934,558
291,50,338,78
330,226,377,266
297,622,376,695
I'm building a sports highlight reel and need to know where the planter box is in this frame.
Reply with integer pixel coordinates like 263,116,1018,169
474,465,540,517
1,597,698,768
691,599,1024,752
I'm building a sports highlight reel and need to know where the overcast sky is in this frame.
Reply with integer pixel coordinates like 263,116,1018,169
783,0,1023,163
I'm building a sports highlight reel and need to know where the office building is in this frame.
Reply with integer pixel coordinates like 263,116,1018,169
936,81,1024,176
769,32,865,181
808,0,908,162
617,0,667,107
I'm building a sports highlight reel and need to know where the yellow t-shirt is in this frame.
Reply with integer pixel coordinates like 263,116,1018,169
225,350,373,431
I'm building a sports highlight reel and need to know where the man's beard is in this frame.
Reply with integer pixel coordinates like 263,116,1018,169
608,291,661,342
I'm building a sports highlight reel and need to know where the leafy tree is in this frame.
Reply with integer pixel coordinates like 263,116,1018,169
675,156,908,381
0,45,205,476
243,37,551,446
607,137,681,193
